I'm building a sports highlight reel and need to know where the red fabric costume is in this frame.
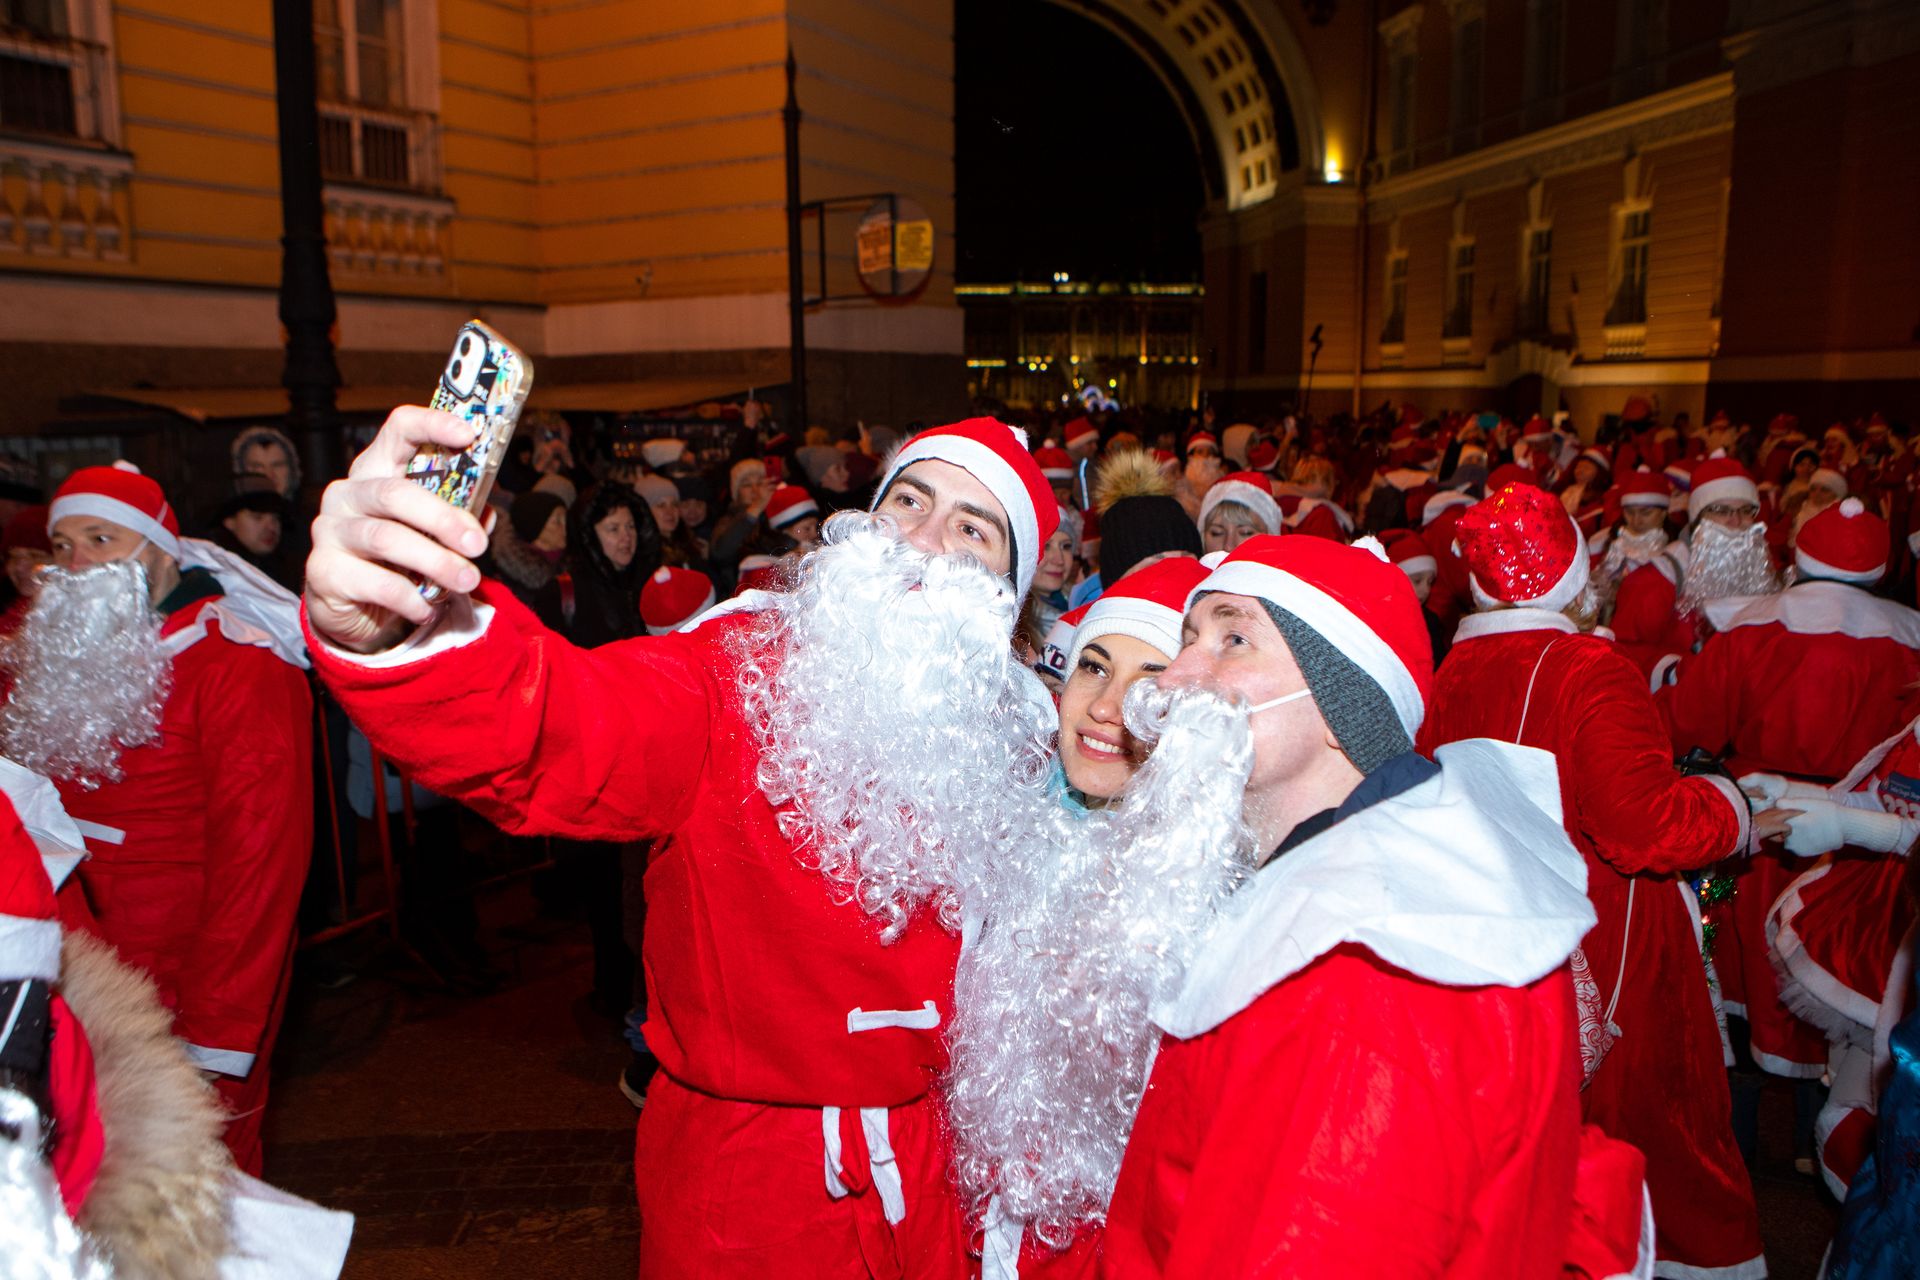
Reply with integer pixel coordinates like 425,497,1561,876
1660,581,1920,1078
1275,493,1351,542
1765,719,1920,1197
1609,551,1698,680
308,586,969,1279
58,590,313,1175
1422,610,1764,1279
1100,740,1640,1280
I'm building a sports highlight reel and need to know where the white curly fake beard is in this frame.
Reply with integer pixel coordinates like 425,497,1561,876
944,681,1258,1247
0,559,171,789
1682,518,1780,612
740,511,1060,943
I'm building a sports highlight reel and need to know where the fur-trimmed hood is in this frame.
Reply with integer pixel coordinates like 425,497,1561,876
60,930,232,1280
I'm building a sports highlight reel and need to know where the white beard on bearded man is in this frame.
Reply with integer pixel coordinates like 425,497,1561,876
0,559,170,789
1680,518,1781,612
944,681,1258,1248
741,511,1060,943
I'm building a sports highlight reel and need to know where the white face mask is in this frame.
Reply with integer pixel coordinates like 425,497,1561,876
1245,687,1312,715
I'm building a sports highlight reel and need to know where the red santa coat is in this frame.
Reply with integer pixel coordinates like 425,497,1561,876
1659,581,1920,1078
57,588,311,1173
1766,720,1920,1197
307,583,969,1279
1608,550,1698,681
1100,740,1644,1280
1420,612,1764,1278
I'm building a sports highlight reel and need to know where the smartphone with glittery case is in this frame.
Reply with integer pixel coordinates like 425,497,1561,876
404,320,533,604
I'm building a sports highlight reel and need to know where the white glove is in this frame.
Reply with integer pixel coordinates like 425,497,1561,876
1781,799,1846,857
1740,772,1831,805
1839,805,1920,855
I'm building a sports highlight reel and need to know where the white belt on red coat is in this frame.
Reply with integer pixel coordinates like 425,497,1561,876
822,1000,943,1226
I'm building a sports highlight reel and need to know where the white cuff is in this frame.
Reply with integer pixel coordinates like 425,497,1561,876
1698,772,1752,856
1840,805,1919,855
185,1043,257,1078
318,596,494,670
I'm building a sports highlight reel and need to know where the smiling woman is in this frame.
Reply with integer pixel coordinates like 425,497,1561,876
1056,556,1209,802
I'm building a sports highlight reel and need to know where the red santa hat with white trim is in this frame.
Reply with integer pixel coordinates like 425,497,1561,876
1196,471,1284,537
1452,482,1591,613
1421,488,1476,527
1034,446,1075,484
1185,534,1432,767
872,418,1059,600
1686,455,1758,524
1066,555,1209,674
640,565,717,634
48,462,181,559
1382,528,1438,580
1062,416,1099,456
1795,498,1889,585
765,484,818,533
0,793,59,982
1617,468,1671,508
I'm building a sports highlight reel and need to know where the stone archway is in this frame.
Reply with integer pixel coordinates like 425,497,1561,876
1043,0,1326,210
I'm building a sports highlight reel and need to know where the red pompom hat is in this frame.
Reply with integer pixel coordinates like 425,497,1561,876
1033,446,1075,483
1795,498,1889,585
1187,533,1432,741
1067,555,1209,673
1248,438,1281,473
765,484,818,532
1452,482,1591,613
1197,471,1283,537
48,462,180,558
872,418,1060,599
640,566,717,634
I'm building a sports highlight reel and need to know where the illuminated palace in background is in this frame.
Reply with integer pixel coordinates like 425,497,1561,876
958,277,1204,411
0,0,1911,440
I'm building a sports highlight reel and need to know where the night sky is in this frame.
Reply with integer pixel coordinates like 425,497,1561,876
954,0,1207,284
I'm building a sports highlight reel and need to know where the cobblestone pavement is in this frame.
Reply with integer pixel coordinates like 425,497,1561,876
261,884,1839,1280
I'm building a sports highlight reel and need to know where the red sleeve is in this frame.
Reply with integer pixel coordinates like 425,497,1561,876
174,644,314,1067
306,581,714,843
1571,648,1746,873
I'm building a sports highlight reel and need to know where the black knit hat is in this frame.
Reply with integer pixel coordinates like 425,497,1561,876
1099,494,1203,585
509,490,568,544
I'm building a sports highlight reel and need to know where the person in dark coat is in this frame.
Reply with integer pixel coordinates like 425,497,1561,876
569,484,663,650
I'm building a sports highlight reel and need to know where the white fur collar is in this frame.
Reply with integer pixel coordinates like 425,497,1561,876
1702,579,1920,649
1454,608,1580,641
1153,739,1595,1039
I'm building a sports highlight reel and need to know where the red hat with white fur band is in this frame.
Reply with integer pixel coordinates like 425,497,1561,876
1186,534,1431,741
1065,556,1209,675
1795,498,1889,585
1451,482,1591,614
765,485,818,532
1197,472,1284,538
872,418,1060,599
48,462,181,559
641,566,717,633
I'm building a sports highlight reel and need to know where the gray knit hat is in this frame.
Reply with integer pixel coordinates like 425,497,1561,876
1259,600,1412,775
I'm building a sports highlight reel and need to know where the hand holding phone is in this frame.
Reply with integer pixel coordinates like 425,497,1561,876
305,321,534,653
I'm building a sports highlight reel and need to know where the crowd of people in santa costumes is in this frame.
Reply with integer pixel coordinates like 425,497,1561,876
8,376,1919,1275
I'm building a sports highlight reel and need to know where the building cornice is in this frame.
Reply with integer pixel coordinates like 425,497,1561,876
1365,72,1735,223
1723,0,1920,97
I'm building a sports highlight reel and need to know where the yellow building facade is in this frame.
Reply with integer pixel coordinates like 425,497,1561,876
0,0,961,431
